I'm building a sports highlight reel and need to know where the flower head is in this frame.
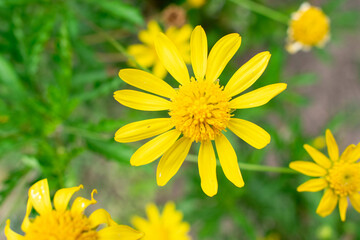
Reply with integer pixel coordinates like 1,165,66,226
286,2,330,54
115,26,287,196
128,20,191,79
290,130,360,221
132,202,191,240
5,179,143,240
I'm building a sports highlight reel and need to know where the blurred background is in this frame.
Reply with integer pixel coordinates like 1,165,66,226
0,0,359,239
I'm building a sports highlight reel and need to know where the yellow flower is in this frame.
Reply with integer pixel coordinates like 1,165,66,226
5,179,143,240
128,20,191,79
286,2,330,54
132,202,191,240
290,130,360,221
114,26,287,197
186,0,206,8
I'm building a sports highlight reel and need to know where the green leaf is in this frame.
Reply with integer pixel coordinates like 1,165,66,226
86,0,144,25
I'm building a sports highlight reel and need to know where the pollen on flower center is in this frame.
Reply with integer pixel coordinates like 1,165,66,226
290,7,329,45
326,162,360,197
169,78,231,142
25,210,97,240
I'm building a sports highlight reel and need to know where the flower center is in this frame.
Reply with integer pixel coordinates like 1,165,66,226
25,210,97,240
169,78,231,142
290,7,329,45
326,162,360,197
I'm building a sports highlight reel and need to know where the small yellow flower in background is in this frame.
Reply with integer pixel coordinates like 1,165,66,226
5,179,143,240
128,20,191,79
114,26,287,196
312,135,326,150
132,202,191,240
290,130,360,221
186,0,206,8
286,2,330,54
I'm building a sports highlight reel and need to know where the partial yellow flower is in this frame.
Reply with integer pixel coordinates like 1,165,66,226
286,2,330,54
187,0,206,8
132,202,191,240
115,25,287,197
128,20,191,79
5,179,143,240
290,130,360,221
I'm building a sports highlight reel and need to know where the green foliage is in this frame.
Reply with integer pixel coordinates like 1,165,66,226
0,0,359,239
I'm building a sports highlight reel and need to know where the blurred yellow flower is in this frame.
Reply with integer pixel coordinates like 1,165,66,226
114,26,287,196
132,202,191,240
0,115,9,123
286,2,330,54
128,20,191,79
187,0,206,8
290,130,360,221
5,179,143,240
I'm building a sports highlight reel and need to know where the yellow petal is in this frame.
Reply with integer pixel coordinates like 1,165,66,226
347,143,360,163
119,69,176,98
28,179,52,215
206,33,241,82
215,133,244,188
114,90,171,111
127,44,156,67
5,220,25,240
131,216,149,231
138,20,161,45
228,118,270,149
130,129,181,166
289,161,327,177
349,193,360,213
340,144,356,162
225,51,271,97
71,189,97,215
229,83,287,109
21,199,32,232
198,141,218,197
53,184,83,212
157,137,192,186
146,203,160,223
98,225,144,240
297,178,327,192
326,129,339,162
115,118,174,143
154,33,189,85
89,208,117,228
316,189,338,217
304,144,332,169
191,26,207,81
339,196,348,222
153,60,168,79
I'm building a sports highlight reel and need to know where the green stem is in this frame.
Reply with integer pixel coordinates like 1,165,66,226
230,0,289,25
186,154,296,174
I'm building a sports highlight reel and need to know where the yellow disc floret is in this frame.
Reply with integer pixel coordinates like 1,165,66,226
327,162,360,198
290,6,329,46
25,210,97,240
169,78,230,142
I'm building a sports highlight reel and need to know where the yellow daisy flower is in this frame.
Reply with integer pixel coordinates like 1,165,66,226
131,202,191,240
290,130,360,221
5,179,143,240
128,20,191,79
114,26,287,197
286,2,330,54
187,0,206,8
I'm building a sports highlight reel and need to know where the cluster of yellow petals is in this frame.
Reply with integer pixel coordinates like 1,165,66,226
24,210,97,240
169,78,230,142
286,2,330,54
5,179,143,240
290,130,360,221
131,202,191,240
